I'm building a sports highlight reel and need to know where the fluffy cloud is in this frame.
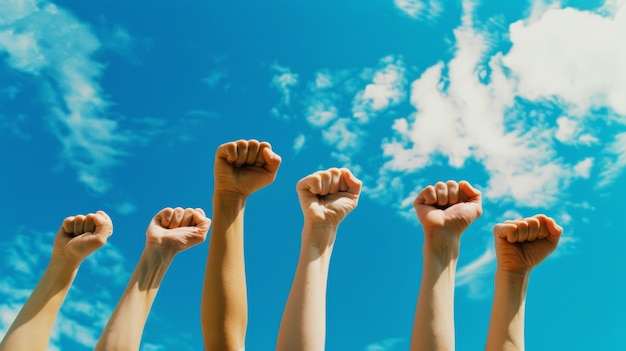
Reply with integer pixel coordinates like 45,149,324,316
0,0,137,194
503,5,626,116
352,56,407,123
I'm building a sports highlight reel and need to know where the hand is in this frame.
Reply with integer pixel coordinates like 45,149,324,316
146,207,211,254
493,214,563,273
414,180,483,236
296,168,362,227
52,210,113,263
213,139,282,198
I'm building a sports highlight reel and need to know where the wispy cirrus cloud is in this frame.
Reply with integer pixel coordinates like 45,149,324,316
0,0,141,194
394,0,444,22
270,63,299,120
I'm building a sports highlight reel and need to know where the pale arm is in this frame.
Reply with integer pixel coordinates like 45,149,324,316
95,208,209,351
0,211,112,351
275,224,335,351
485,270,529,351
410,181,482,351
276,168,362,351
201,194,248,350
485,215,562,351
411,231,461,351
201,140,281,351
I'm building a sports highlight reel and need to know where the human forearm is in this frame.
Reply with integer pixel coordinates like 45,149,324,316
0,258,78,351
276,225,334,351
411,231,460,351
95,247,173,351
485,269,529,351
201,194,247,350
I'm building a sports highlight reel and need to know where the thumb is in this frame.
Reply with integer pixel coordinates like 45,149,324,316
263,147,282,173
92,211,113,239
341,168,362,196
536,214,563,242
459,181,481,202
192,209,212,233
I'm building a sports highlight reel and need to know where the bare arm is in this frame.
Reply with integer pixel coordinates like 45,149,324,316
485,215,562,351
410,181,483,351
0,211,112,351
276,168,362,351
95,208,209,351
201,140,281,351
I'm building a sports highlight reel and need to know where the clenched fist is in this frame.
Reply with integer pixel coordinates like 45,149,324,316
214,139,282,198
414,180,483,235
52,210,113,263
296,167,362,227
493,214,563,272
146,207,211,254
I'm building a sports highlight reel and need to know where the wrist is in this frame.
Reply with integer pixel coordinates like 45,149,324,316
213,190,249,203
48,254,82,271
143,244,177,264
45,257,80,285
423,229,461,255
300,223,337,258
496,267,531,281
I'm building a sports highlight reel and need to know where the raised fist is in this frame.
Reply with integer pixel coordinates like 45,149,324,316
146,207,211,254
493,214,563,272
414,180,483,235
213,139,282,197
296,168,362,227
52,210,113,263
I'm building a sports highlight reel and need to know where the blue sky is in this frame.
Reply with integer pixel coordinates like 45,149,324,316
1,0,625,350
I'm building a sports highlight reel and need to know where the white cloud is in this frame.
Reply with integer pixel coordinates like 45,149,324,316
314,70,333,89
379,0,625,208
598,131,626,187
456,245,496,299
115,200,137,215
84,243,130,286
0,0,139,194
204,69,228,89
555,116,599,146
352,56,407,123
322,118,363,153
306,101,338,127
503,5,626,116
293,133,306,154
394,0,444,22
365,337,406,351
573,157,594,179
142,344,167,351
270,63,299,119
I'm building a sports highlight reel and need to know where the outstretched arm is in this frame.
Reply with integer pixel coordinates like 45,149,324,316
276,168,362,351
410,181,483,351
95,207,210,351
0,211,113,351
485,215,562,351
201,139,281,351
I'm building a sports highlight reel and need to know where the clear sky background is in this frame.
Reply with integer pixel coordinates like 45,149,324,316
1,0,625,350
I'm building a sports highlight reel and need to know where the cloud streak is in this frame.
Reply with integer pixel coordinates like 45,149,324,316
0,0,138,193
